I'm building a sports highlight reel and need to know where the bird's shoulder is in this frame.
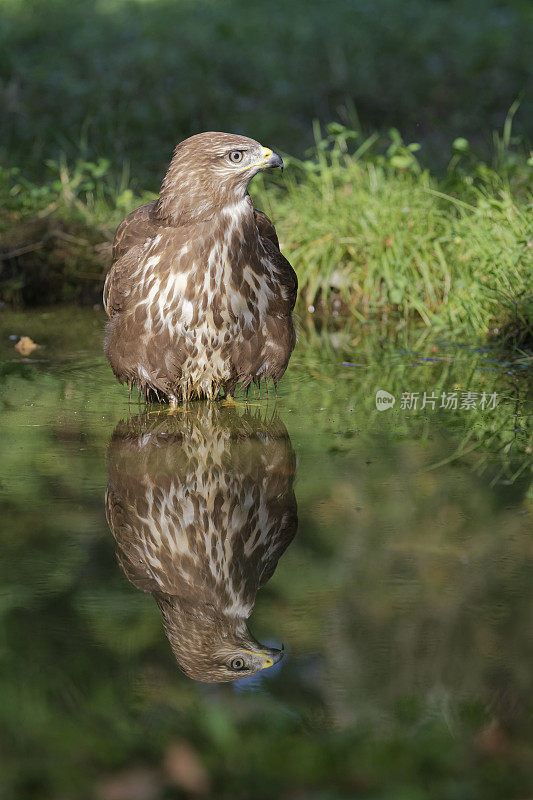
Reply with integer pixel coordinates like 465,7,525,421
112,199,164,262
105,203,188,318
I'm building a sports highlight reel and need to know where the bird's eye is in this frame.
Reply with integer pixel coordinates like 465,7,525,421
228,150,244,164
229,657,247,671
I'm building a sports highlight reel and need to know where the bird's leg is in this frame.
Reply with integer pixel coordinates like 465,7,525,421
223,385,259,408
149,394,190,416
167,394,190,414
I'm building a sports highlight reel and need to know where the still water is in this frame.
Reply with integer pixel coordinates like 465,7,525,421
1,308,531,800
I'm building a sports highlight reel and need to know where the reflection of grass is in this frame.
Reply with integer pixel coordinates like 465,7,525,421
0,308,530,489
286,316,532,488
0,310,532,798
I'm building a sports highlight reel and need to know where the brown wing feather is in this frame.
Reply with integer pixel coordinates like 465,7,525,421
112,199,160,261
105,199,167,319
254,208,279,249
252,207,296,311
230,233,298,388
103,244,144,318
265,238,298,313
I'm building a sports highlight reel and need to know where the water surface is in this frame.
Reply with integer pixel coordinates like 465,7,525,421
0,308,531,800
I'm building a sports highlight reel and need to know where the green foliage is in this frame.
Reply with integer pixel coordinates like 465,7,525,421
252,124,533,338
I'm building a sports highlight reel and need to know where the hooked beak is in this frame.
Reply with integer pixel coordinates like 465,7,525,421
260,146,284,172
243,646,284,670
243,147,283,174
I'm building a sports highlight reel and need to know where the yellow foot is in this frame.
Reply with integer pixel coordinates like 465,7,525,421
148,398,190,415
221,396,261,408
148,408,190,416
167,398,190,414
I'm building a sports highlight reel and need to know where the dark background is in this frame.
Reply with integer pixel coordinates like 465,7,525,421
1,0,532,185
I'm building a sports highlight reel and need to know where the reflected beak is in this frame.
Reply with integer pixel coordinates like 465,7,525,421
260,648,284,669
243,647,284,670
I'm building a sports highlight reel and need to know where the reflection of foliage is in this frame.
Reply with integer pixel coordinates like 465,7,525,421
0,309,531,799
287,316,532,487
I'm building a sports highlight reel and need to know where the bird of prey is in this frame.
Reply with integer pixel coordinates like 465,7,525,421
103,132,297,405
105,405,298,682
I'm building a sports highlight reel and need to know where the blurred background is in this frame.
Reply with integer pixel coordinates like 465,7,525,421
1,0,532,182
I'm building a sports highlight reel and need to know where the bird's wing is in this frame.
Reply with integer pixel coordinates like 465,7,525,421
253,207,298,312
105,485,163,595
103,244,144,318
264,237,298,313
256,497,298,589
104,199,163,319
254,208,280,249
112,199,159,261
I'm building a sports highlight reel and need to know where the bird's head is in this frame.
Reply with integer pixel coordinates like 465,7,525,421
157,596,284,683
156,132,283,224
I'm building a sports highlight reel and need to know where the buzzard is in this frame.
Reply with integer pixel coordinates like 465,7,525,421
105,405,298,682
103,132,297,404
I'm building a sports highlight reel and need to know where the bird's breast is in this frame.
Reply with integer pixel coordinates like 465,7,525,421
137,236,274,342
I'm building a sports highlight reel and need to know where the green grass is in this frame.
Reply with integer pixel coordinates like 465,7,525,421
1,124,532,342
253,123,533,340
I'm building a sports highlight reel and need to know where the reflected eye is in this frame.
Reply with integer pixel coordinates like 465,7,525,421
229,657,247,671
228,150,244,164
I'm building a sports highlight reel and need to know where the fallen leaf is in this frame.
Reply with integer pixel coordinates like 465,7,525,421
475,718,509,757
15,336,40,355
95,767,162,800
163,740,210,796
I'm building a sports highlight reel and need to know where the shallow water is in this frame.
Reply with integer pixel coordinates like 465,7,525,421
0,308,532,800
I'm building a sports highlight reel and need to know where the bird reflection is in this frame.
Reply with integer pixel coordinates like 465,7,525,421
105,405,297,683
